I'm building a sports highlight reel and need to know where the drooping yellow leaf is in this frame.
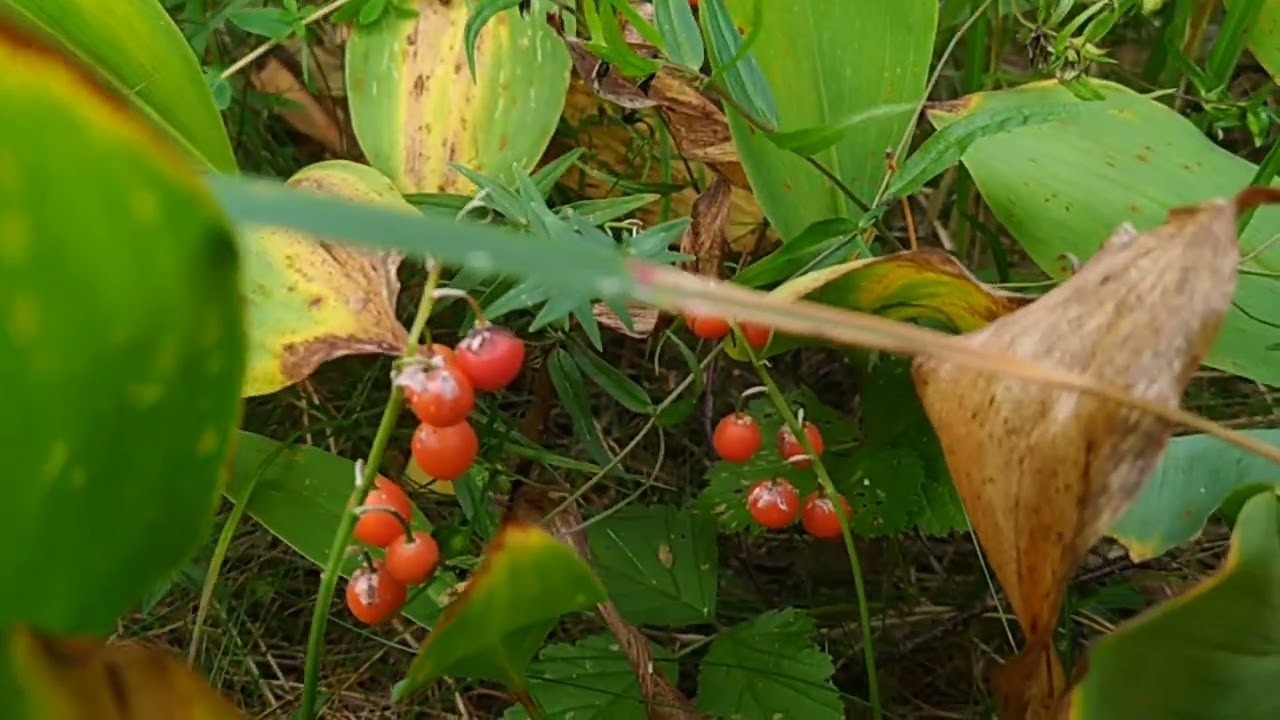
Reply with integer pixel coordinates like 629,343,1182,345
11,627,244,720
240,160,411,397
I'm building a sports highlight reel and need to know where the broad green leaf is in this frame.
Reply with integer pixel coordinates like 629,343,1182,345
654,0,704,70
0,0,236,172
0,17,243,635
394,521,608,699
695,609,843,719
208,173,634,308
1109,429,1280,561
721,0,937,240
239,160,411,397
226,431,454,628
1242,0,1280,82
701,0,777,127
929,79,1280,385
734,217,860,288
503,634,678,719
724,249,1034,361
346,0,570,194
10,627,244,719
587,506,718,626
1068,490,1280,720
885,98,1106,201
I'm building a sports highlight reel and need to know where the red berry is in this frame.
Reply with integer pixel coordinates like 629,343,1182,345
455,325,525,391
404,365,475,427
385,531,441,585
746,479,800,529
712,413,762,463
685,313,730,340
801,492,850,539
411,420,479,481
777,421,824,468
345,561,407,625
354,477,415,548
739,323,772,349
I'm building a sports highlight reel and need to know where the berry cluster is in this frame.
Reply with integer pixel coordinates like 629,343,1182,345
399,323,525,482
346,476,438,624
713,409,849,539
684,312,772,349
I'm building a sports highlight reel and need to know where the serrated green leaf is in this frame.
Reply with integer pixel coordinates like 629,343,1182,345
503,635,679,719
587,505,718,626
568,339,653,414
695,609,843,719
395,521,609,699
654,0,704,70
828,447,926,537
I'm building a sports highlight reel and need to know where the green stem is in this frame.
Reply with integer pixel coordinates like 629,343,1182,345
298,261,444,720
738,329,882,719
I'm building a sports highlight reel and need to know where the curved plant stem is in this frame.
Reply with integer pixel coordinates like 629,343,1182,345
738,329,882,720
298,261,444,720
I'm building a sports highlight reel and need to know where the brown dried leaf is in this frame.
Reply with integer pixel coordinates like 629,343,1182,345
550,74,774,254
592,301,661,338
909,200,1241,718
250,55,346,155
678,175,732,277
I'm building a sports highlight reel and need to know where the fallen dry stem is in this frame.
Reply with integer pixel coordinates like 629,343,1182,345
629,188,1280,469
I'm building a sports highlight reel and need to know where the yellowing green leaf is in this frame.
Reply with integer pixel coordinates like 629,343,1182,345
240,160,411,397
346,0,571,194
394,521,608,700
0,15,243,636
1,0,236,171
725,248,1033,360
10,628,245,720
927,79,1280,385
1068,491,1280,720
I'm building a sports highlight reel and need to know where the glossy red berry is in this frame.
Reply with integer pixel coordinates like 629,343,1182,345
455,325,525,391
354,476,415,548
411,420,479,481
777,421,824,468
712,413,762,463
345,561,407,625
685,313,730,340
404,365,475,427
739,323,772,349
801,492,850,539
385,531,441,585
746,479,800,529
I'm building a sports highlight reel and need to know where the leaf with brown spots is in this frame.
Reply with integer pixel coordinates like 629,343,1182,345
241,160,411,397
10,627,244,719
345,0,570,194
909,197,1245,718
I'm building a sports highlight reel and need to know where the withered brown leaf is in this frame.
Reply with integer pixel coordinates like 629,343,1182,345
910,198,1241,719
678,175,733,277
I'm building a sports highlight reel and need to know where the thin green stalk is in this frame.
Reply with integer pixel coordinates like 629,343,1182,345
1240,137,1280,233
298,262,443,720
737,330,882,719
